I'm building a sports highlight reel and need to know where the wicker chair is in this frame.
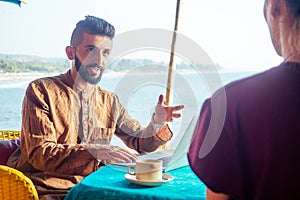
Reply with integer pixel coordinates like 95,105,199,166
0,165,39,200
0,130,21,140
0,130,39,200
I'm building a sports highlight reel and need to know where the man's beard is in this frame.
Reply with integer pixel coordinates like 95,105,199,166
75,54,105,85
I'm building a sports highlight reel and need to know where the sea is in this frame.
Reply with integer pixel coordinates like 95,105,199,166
0,69,259,146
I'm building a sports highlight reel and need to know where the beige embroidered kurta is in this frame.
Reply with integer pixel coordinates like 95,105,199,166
7,70,172,198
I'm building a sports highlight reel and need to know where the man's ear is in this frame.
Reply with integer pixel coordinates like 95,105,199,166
65,46,75,60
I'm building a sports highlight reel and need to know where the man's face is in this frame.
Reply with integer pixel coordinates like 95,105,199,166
74,32,112,84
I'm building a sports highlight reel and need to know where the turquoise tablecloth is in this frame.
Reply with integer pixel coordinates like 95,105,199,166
65,165,206,200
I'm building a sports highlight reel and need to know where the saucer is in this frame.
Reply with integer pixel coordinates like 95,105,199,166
124,173,174,187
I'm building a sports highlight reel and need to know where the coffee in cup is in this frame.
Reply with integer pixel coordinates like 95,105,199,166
127,159,163,181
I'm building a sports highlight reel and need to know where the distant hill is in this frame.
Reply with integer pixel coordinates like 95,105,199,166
0,54,69,73
0,54,222,73
109,58,222,72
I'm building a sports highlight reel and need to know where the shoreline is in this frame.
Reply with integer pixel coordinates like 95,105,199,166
0,72,60,81
0,71,126,81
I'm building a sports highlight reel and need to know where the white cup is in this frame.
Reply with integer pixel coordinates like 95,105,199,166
127,159,163,181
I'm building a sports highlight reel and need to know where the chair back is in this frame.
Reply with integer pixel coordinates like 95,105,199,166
0,165,39,200
0,130,21,140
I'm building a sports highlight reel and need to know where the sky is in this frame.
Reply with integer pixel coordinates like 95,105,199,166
0,0,283,71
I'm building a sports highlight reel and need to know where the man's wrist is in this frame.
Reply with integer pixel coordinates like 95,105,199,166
151,113,165,131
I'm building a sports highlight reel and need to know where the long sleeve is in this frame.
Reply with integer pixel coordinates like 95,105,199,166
86,87,173,154
16,76,97,176
115,103,173,153
14,71,173,177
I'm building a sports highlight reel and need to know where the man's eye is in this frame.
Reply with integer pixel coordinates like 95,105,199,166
103,50,110,56
87,47,94,52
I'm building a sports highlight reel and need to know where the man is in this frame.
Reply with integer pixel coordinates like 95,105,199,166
188,0,300,199
7,16,183,199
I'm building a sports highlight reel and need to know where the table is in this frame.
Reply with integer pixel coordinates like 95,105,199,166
65,165,206,200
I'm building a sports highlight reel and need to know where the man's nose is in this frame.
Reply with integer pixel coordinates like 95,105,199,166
92,50,105,66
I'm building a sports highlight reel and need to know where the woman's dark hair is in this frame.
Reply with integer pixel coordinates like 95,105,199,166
287,0,300,19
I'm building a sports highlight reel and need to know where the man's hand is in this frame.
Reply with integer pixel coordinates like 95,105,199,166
153,94,184,124
85,144,138,163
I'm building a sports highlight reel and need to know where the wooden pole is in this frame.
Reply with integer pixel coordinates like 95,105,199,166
163,0,181,150
165,0,181,106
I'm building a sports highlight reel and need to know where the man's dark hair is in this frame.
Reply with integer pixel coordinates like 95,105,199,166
70,15,115,47
287,0,300,19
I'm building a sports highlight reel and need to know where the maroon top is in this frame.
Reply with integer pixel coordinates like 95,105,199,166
0,138,20,165
188,62,300,200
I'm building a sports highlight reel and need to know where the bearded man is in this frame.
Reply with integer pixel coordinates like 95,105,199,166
8,15,183,200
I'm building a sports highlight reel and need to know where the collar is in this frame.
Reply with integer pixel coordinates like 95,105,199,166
61,70,97,97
